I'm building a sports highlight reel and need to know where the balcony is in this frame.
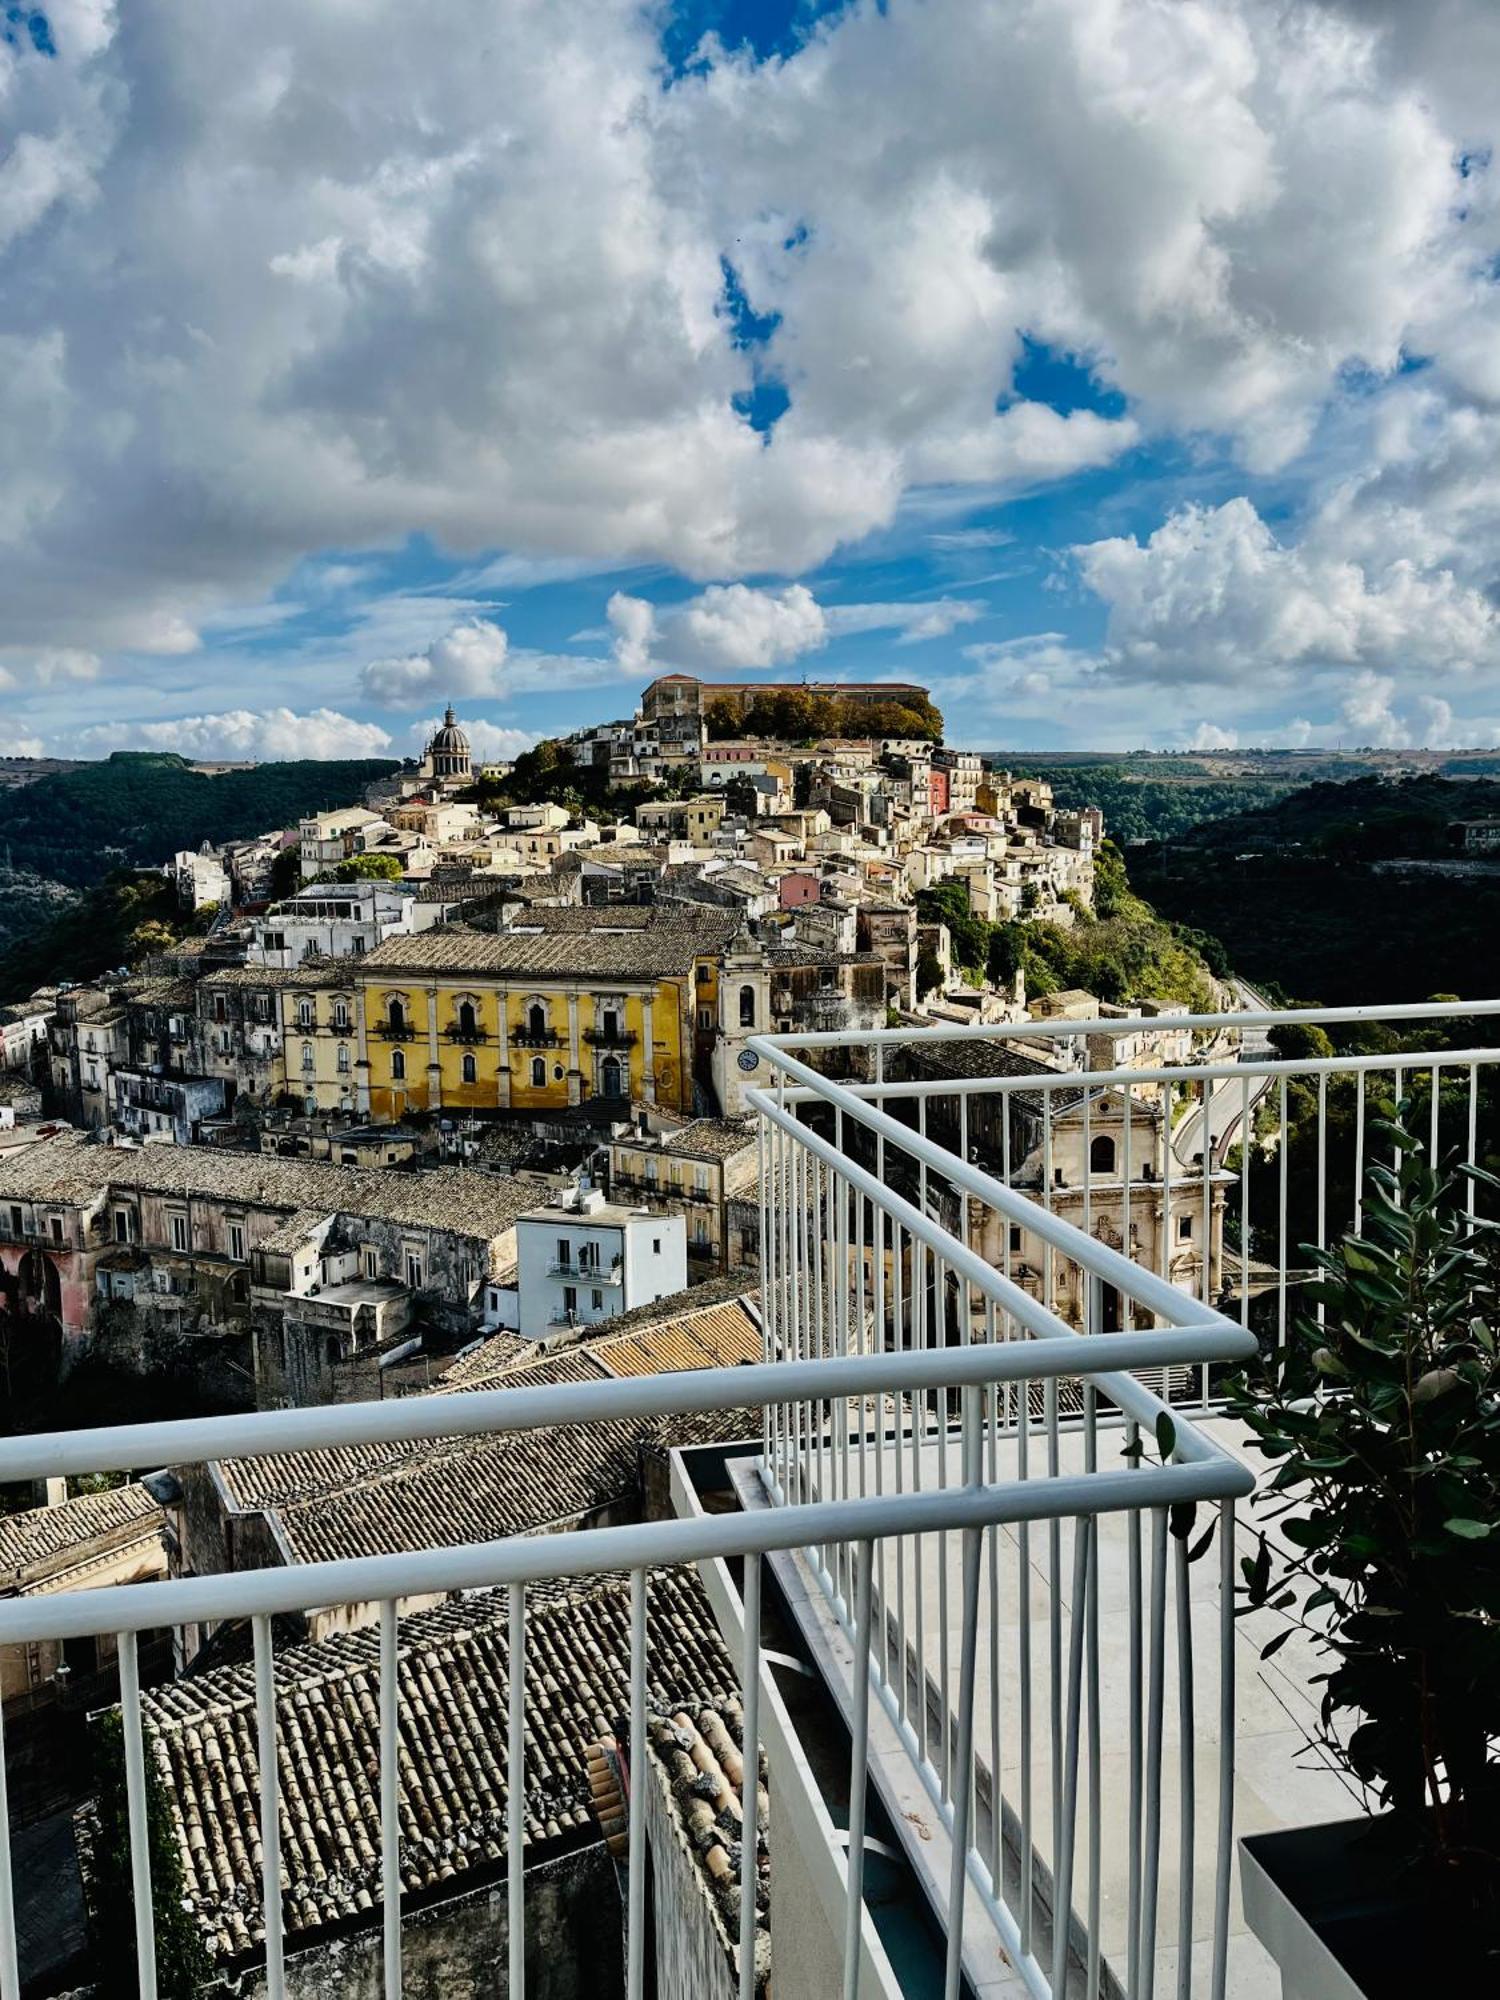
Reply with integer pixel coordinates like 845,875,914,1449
512,1027,564,1048
444,1021,490,1044
372,1021,416,1042
547,1256,623,1282
0,999,1492,2000
584,1026,638,1048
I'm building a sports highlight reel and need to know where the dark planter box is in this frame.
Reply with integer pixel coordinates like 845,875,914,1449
1241,1816,1493,2000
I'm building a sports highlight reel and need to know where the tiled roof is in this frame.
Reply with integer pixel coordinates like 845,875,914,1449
644,1117,758,1165
211,1301,762,1566
644,1703,769,1992
590,1297,761,1378
0,1483,160,1586
359,907,738,981
0,1131,531,1244
144,1569,738,1961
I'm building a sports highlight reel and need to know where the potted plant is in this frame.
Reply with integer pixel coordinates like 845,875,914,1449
1232,1101,1498,1998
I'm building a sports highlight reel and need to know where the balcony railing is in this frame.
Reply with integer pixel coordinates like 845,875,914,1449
1,999,1492,2000
512,1027,563,1048
372,1022,416,1042
547,1257,623,1282
444,1022,489,1044
584,1026,638,1048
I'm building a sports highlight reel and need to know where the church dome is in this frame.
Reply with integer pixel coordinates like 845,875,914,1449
427,705,472,779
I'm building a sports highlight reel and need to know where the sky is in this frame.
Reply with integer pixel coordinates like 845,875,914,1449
3,1,1500,762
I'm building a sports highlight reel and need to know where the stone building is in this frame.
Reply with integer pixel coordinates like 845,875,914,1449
606,1117,759,1272
355,906,738,1122
421,703,473,786
0,1132,530,1397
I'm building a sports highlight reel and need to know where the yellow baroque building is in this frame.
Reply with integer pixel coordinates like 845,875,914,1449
354,908,739,1121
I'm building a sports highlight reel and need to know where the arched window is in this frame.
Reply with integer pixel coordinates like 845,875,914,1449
333,998,349,1030
301,1041,315,1073
531,1055,546,1087
391,1049,406,1081
461,1052,477,1084
1089,1134,1116,1176
739,984,756,1028
388,996,406,1034
337,1043,350,1074
600,1056,623,1097
458,999,477,1038
298,999,314,1029
528,1002,547,1040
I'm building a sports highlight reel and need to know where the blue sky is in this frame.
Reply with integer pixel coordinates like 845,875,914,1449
4,1,1500,760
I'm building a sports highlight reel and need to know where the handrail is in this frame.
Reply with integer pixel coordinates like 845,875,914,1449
765,1041,1500,1105
0,1327,1249,1486
747,1044,1246,1334
759,995,1500,1050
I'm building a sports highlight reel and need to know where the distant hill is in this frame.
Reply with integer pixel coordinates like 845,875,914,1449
0,752,397,891
0,752,397,994
1132,773,1500,1004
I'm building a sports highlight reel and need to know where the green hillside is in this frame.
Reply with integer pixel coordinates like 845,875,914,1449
1133,773,1500,1003
0,752,396,890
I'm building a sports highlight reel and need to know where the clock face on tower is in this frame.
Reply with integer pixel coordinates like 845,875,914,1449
737,1049,760,1073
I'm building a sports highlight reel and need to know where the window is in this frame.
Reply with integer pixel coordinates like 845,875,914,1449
553,1063,565,1082
363,1247,379,1280
391,1049,406,1081
694,1168,709,1194
298,1000,314,1028
334,999,350,1030
50,1216,63,1246
556,1238,571,1267
739,984,756,1027
600,1055,623,1097
337,1043,351,1073
458,999,477,1037
9,1206,22,1236
301,1041,315,1073
695,965,710,985
528,1002,547,1039
213,996,227,1024
698,1009,713,1030
601,1008,619,1040
388,997,406,1034
562,1285,577,1316
1178,1213,1193,1241
531,1056,546,1087
693,1218,708,1246
461,1052,477,1084
171,1213,189,1252
652,1237,661,1255
229,1224,245,1262
114,1210,130,1243
1008,1224,1023,1256
353,935,366,954
405,1251,423,1289
1089,1134,1117,1176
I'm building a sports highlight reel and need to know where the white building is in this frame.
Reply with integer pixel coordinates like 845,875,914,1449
248,884,443,969
298,807,387,881
514,1186,688,1338
164,844,231,911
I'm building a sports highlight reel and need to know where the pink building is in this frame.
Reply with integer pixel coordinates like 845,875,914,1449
778,870,821,909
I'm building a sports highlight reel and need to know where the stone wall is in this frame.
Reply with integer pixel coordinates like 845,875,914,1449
643,1741,737,2000
239,1846,622,2000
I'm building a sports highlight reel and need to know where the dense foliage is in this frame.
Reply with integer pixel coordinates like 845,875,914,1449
1134,774,1500,1004
1004,757,1296,844
915,845,1222,1010
1233,1116,1500,1903
705,688,943,744
0,752,396,890
0,871,190,996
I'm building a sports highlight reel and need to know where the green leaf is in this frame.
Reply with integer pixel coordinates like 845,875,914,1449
1155,1412,1176,1462
1443,1518,1492,1540
1412,1368,1459,1404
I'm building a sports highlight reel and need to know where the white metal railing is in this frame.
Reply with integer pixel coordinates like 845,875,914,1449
743,996,1500,2000
0,1339,1247,2000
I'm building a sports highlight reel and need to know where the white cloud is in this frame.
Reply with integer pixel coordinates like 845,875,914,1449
1184,721,1239,751
8,736,45,758
3,0,1496,672
1077,498,1500,686
27,649,101,685
607,593,659,678
826,598,984,645
362,617,511,704
675,583,827,670
78,709,394,760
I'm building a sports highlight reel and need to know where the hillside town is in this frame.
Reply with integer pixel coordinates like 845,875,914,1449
0,677,1251,1997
